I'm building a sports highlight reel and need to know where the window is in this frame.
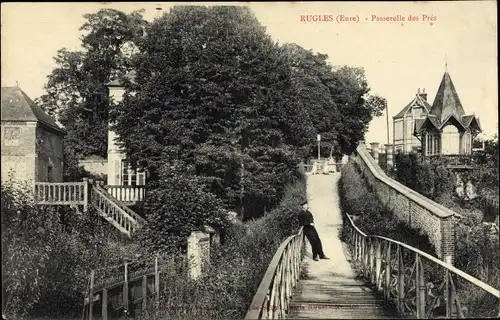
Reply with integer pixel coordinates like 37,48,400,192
463,131,471,154
47,166,53,182
121,160,147,186
442,125,460,154
121,161,130,185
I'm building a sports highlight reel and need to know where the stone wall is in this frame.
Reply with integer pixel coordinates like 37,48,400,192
353,143,459,264
1,121,37,183
36,125,64,182
79,158,108,176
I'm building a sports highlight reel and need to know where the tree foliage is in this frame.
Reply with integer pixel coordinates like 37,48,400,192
282,43,386,158
111,6,304,218
36,9,147,158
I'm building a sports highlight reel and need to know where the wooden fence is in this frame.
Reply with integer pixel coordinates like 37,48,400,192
83,256,187,320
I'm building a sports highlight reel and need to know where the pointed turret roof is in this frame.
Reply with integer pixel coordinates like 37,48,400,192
429,71,466,123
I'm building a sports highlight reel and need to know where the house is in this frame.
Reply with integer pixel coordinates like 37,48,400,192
393,69,482,156
393,88,431,153
105,71,147,202
1,86,66,184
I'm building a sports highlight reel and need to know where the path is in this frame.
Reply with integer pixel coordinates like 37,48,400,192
287,173,400,319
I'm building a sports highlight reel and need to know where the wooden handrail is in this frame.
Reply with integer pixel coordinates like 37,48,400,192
343,212,500,318
91,185,146,237
104,185,145,203
245,227,304,319
94,184,146,225
34,181,87,205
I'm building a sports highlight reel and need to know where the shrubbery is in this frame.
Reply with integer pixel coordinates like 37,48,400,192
134,164,231,255
1,181,129,318
392,151,499,289
140,174,306,319
338,161,436,255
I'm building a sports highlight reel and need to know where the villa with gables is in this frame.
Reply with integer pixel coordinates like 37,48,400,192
393,69,482,156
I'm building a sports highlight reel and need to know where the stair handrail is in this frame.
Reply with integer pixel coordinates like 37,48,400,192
245,226,304,320
343,212,499,318
93,183,147,225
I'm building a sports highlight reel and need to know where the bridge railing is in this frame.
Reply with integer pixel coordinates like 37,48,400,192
343,213,500,319
245,227,304,319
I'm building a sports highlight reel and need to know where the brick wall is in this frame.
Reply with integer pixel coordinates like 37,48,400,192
36,125,64,182
353,143,458,264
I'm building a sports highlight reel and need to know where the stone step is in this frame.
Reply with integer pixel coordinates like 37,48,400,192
287,308,401,319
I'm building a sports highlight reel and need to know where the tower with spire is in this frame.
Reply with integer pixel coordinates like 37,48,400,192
393,65,482,156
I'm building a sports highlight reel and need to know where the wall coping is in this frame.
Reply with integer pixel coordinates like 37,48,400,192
356,144,458,219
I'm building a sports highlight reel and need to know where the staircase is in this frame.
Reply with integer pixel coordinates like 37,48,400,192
34,179,146,237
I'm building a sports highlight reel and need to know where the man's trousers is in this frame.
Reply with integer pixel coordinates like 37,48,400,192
303,225,325,259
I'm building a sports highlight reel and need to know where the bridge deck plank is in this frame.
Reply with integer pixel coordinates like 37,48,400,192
287,174,400,319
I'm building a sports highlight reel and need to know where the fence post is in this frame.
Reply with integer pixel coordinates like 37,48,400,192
375,240,382,290
89,270,94,320
83,178,89,212
155,256,160,308
385,242,391,300
416,255,426,319
123,262,129,317
142,275,147,311
102,289,108,320
397,246,405,314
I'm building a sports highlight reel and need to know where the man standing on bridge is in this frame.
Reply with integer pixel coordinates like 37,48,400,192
299,200,329,261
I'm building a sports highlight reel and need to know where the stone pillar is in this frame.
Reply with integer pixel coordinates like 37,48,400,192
187,231,210,280
366,147,373,156
370,142,380,164
385,144,394,170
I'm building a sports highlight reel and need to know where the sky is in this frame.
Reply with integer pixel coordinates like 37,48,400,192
1,1,498,143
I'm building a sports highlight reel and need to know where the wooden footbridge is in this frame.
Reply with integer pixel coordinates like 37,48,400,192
245,174,500,319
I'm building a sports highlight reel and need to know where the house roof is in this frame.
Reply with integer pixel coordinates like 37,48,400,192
106,70,137,87
393,93,431,119
429,71,466,123
414,115,440,134
1,86,66,135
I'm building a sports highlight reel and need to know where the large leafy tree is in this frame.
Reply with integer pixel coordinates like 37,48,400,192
282,43,386,159
111,6,304,217
36,9,147,159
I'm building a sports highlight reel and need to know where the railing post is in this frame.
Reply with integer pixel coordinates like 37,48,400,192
369,239,375,284
155,256,160,308
102,288,108,320
375,239,382,291
397,246,405,314
123,262,129,316
142,275,147,311
385,242,391,300
83,178,89,212
89,270,94,320
363,238,368,278
416,254,426,319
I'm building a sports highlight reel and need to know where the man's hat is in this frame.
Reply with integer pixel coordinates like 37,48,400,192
300,200,308,206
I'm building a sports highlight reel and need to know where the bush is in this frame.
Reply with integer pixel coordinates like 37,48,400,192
142,174,307,319
338,162,436,256
134,164,232,255
1,180,130,318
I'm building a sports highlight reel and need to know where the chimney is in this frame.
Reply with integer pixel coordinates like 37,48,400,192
155,4,162,19
419,87,428,101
